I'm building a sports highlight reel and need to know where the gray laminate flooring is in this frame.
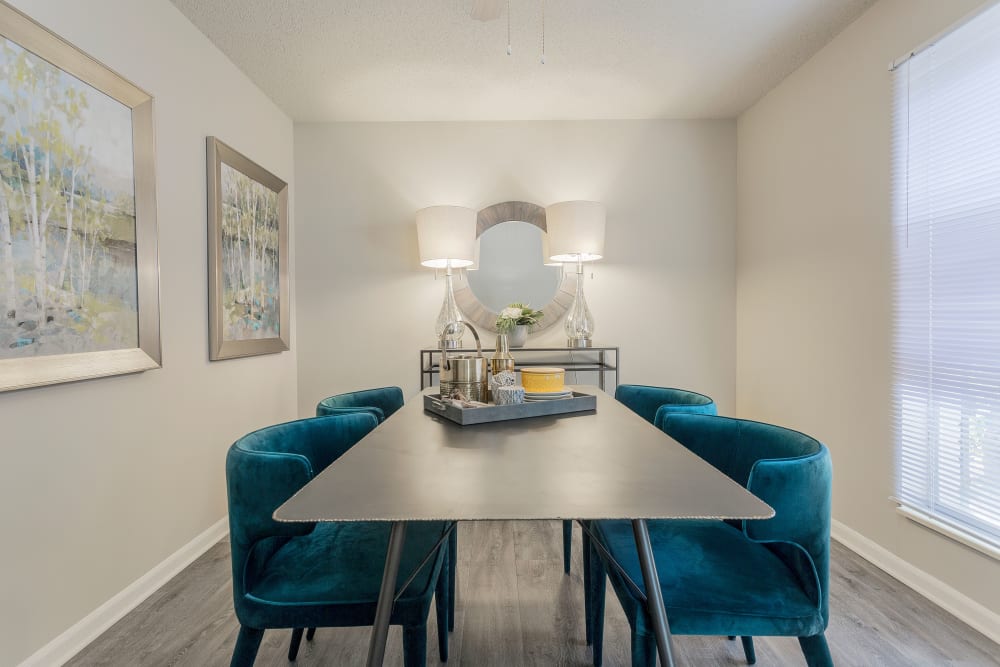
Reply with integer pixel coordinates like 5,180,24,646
67,521,999,666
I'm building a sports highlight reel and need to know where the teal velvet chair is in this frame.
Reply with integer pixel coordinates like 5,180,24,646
316,386,405,424
571,384,718,646
588,414,833,667
614,384,718,426
226,413,451,666
315,386,459,633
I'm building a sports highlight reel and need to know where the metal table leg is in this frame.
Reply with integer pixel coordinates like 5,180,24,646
599,349,605,390
366,521,408,667
632,519,677,667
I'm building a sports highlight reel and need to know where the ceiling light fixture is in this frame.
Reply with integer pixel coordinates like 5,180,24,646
508,0,512,56
540,0,545,64
471,0,546,64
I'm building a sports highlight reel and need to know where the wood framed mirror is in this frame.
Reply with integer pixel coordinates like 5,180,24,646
454,201,574,333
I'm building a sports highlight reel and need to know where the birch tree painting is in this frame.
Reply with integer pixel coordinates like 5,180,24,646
0,36,138,359
208,137,288,360
220,163,280,340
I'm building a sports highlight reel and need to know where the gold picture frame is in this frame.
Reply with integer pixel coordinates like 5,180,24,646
0,1,160,392
207,137,289,361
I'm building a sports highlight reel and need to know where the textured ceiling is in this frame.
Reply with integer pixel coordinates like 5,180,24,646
170,0,876,122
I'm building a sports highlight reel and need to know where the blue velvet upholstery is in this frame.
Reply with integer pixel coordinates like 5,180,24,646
226,413,450,666
315,386,405,424
614,384,717,426
572,384,719,643
589,414,832,667
314,386,458,634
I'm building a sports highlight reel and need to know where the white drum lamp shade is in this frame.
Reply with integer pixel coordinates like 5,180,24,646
416,206,477,268
545,201,606,262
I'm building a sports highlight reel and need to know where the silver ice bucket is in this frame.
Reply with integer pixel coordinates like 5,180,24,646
439,322,488,402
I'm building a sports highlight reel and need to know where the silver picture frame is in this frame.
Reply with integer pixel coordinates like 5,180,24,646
0,1,161,392
207,137,289,361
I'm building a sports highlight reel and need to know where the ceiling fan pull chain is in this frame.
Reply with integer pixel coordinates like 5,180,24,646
540,0,546,64
507,0,512,55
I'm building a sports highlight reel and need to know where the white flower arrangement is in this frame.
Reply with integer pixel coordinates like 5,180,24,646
495,302,544,332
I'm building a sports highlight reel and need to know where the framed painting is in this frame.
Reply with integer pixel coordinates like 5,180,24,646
0,2,160,392
207,137,288,360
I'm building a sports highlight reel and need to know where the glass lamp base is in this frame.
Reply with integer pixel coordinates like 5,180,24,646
567,337,593,348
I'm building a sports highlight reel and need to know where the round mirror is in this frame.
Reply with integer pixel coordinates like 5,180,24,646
454,201,574,333
466,222,561,312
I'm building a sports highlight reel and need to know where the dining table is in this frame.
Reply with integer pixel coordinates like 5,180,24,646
274,387,774,667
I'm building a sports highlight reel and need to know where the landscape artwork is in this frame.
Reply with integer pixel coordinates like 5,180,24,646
0,38,137,357
220,162,279,341
0,4,160,393
208,137,288,360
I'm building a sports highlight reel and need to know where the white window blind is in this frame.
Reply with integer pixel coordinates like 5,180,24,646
892,3,1000,552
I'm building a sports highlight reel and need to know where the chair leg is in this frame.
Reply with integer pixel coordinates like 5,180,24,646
231,625,264,667
740,636,756,665
583,529,593,645
563,519,573,574
306,627,316,641
799,633,833,667
630,631,657,667
435,544,449,662
402,622,428,667
288,628,304,662
448,528,457,632
591,554,607,667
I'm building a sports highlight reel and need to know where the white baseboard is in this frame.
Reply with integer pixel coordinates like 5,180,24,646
831,519,1000,646
18,516,229,667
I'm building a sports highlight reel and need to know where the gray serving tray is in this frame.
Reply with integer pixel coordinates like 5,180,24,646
424,391,597,426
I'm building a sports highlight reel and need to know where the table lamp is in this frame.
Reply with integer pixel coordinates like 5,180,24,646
416,205,477,348
545,201,606,348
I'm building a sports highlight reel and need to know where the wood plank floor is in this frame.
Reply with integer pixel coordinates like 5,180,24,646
68,521,999,666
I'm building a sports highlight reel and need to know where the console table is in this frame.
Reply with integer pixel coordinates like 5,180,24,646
419,345,619,391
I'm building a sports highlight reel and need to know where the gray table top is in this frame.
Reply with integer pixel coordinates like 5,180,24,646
275,388,774,523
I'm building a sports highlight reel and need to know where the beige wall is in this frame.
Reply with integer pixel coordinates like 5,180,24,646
0,1,298,664
737,0,1000,617
11,0,996,661
294,121,736,418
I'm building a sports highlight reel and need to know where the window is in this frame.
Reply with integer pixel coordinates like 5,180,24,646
892,3,1000,555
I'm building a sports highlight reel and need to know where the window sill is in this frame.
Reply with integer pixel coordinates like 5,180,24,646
895,504,1000,563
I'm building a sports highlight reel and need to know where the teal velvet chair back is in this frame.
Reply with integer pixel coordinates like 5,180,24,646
225,413,379,617
613,384,717,426
568,384,718,579
316,386,405,423
314,385,464,637
658,414,833,625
